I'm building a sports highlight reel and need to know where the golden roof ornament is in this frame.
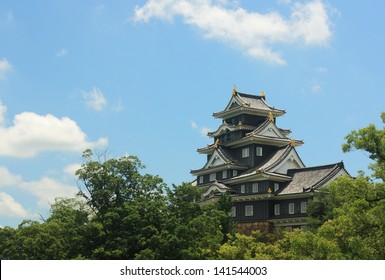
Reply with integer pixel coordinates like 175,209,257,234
260,90,265,97
268,112,274,122
214,139,220,148
238,120,243,126
290,138,296,147
267,188,272,193
232,85,237,96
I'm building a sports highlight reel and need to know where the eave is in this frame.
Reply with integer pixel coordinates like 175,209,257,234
268,217,308,227
191,163,249,176
197,144,215,154
207,123,255,138
213,106,285,119
272,192,313,200
224,171,292,185
232,193,274,202
222,135,303,149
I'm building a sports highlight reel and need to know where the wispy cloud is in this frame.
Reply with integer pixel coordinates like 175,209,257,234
133,0,332,65
0,103,107,158
0,192,29,218
191,121,210,137
315,66,328,73
311,79,321,94
93,4,106,15
0,58,11,80
0,166,78,212
56,47,68,58
5,11,13,25
63,163,82,178
82,87,107,111
0,101,6,125
113,100,124,112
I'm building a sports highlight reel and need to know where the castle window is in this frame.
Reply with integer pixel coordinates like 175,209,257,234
245,205,253,216
242,147,250,158
240,184,245,193
301,201,307,213
289,203,295,214
230,206,236,217
233,170,238,177
274,204,280,215
274,183,279,192
198,176,203,184
209,173,216,182
256,146,263,156
252,183,259,193
222,170,227,179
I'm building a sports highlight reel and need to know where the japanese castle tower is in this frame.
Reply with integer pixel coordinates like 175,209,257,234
191,86,348,233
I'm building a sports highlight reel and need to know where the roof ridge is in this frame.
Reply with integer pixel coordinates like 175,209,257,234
264,145,293,171
287,162,343,174
236,92,263,99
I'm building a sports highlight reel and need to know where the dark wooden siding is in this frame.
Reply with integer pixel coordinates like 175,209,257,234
270,198,309,219
233,200,270,222
231,180,277,194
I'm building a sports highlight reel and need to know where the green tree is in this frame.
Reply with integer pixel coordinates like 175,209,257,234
75,149,169,259
342,112,385,180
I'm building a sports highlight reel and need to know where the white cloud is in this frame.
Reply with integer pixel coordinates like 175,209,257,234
0,166,22,186
0,58,11,80
191,121,211,136
0,192,29,218
20,177,78,208
0,166,78,212
64,163,82,177
113,100,124,112
56,47,68,58
6,11,14,25
0,101,6,125
82,87,107,111
311,79,321,94
134,0,332,64
0,104,108,157
315,66,327,73
93,4,106,15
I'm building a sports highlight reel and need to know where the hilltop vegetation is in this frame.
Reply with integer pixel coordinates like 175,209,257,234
1,113,385,260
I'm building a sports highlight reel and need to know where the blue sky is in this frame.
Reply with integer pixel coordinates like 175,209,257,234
0,0,384,228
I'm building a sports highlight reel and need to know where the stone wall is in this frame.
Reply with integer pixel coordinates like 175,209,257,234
235,221,272,235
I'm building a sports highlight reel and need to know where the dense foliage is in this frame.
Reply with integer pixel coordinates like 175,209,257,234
1,113,385,259
0,150,232,260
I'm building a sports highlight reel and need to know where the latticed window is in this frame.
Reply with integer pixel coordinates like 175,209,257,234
209,173,216,182
242,147,250,158
245,205,253,216
301,201,307,213
289,203,295,214
230,206,236,217
240,184,245,193
256,146,263,156
274,183,279,192
252,182,259,193
274,204,280,215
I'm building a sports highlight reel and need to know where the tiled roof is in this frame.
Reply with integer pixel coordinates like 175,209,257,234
226,145,293,179
237,92,284,113
207,123,255,137
191,146,248,174
257,145,292,171
213,91,285,118
278,162,346,195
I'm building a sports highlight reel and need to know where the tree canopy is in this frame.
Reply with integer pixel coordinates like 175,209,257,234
1,113,385,259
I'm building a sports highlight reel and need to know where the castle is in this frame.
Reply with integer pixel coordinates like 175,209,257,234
191,86,348,233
